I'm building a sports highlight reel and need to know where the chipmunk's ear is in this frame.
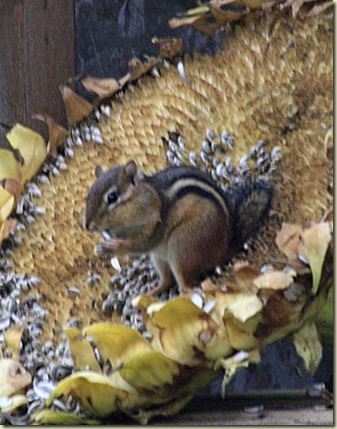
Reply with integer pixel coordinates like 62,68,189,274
122,160,144,186
95,165,104,178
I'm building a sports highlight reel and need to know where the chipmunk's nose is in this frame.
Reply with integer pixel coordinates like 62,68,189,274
83,211,95,231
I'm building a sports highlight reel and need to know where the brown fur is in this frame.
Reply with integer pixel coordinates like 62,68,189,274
84,160,273,295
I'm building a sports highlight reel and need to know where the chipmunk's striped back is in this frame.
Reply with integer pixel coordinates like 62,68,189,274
148,166,232,221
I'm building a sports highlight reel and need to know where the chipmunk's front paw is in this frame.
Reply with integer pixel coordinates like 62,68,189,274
94,239,128,257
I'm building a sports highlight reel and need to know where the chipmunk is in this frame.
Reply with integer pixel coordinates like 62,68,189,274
84,160,275,295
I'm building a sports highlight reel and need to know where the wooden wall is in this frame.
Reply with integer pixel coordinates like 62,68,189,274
0,0,75,139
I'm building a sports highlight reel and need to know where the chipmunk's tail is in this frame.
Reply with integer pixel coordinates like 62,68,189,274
227,179,275,256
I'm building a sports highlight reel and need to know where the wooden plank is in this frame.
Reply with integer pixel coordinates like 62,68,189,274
0,1,26,125
0,0,75,139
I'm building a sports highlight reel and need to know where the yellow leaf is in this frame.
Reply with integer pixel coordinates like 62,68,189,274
223,310,263,350
83,323,152,369
292,322,322,375
227,294,263,322
0,394,28,413
0,187,15,222
315,286,333,346
253,270,295,291
140,296,232,366
0,149,22,182
34,409,100,425
4,324,25,360
46,371,129,417
119,352,180,392
6,124,47,183
65,328,102,372
299,222,332,295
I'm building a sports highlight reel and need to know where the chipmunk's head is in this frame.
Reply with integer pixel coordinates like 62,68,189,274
83,160,160,237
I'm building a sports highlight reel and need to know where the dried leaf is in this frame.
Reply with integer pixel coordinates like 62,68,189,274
2,178,23,206
118,351,180,392
292,322,322,375
32,114,69,155
34,409,100,425
227,294,263,322
275,223,303,259
83,323,152,369
298,222,332,295
192,13,224,35
152,37,183,59
233,262,261,293
1,219,18,241
0,149,22,182
0,187,15,222
139,297,232,366
60,85,94,125
6,124,48,183
0,394,28,413
80,74,130,100
4,324,25,360
65,328,102,372
253,270,295,290
209,6,248,24
128,58,160,82
168,15,204,30
46,371,129,417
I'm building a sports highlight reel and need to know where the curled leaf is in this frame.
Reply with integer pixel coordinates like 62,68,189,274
292,322,322,375
46,371,129,417
80,74,130,100
0,149,22,182
275,223,303,260
152,37,183,59
32,114,69,155
83,323,152,369
65,328,102,372
0,394,28,413
6,124,48,183
4,324,25,360
60,85,94,125
298,222,332,295
128,58,160,82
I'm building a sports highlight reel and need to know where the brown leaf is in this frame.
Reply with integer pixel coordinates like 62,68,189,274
1,219,18,241
298,222,332,295
60,85,94,125
209,6,249,24
275,223,303,260
128,58,160,82
168,15,204,30
152,37,183,59
1,178,23,206
233,262,261,294
32,114,69,155
80,74,131,99
192,13,225,35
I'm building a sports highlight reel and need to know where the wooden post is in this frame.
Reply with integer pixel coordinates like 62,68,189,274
0,0,75,139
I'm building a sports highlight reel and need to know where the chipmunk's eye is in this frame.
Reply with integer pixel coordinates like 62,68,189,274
106,191,119,205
